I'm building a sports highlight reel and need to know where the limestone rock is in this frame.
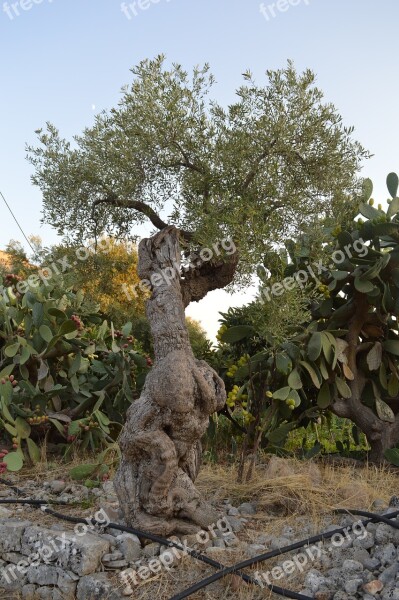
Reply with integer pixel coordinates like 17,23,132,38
76,573,125,600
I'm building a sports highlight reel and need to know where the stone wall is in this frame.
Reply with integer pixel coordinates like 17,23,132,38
0,518,138,599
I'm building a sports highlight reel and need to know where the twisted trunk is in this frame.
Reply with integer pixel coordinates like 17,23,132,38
114,227,229,535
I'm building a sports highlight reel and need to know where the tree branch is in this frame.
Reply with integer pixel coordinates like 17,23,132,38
180,251,239,307
92,195,195,242
242,141,276,191
168,141,211,211
219,406,247,434
170,141,206,175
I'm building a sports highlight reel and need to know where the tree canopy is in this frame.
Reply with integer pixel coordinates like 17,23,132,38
28,56,369,286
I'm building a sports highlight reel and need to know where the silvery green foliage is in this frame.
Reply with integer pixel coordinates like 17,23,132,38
27,56,369,284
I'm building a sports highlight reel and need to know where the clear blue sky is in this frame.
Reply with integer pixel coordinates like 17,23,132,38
1,0,398,338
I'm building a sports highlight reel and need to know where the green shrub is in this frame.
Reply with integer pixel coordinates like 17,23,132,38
0,273,150,472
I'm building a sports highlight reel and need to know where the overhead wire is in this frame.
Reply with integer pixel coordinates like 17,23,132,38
0,189,36,254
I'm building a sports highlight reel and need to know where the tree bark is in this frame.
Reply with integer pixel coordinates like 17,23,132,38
114,227,227,535
333,395,399,463
331,292,399,463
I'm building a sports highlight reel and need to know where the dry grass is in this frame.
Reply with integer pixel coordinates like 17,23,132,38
11,443,119,484
2,449,118,525
1,457,399,599
132,458,399,600
197,457,399,531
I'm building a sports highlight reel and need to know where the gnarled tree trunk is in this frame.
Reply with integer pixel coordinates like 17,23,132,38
332,292,399,464
114,227,232,535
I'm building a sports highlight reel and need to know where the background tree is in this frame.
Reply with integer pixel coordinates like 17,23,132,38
0,240,36,280
185,317,214,362
27,56,369,534
47,238,147,327
218,175,399,466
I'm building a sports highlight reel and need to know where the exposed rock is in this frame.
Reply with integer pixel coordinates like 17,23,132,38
353,532,375,550
26,564,59,586
99,501,120,523
315,591,334,600
342,559,363,573
102,480,117,498
116,533,142,562
21,525,110,576
372,542,397,566
371,499,387,511
228,507,240,516
76,573,125,599
344,578,363,594
142,542,160,558
103,559,129,569
237,502,257,515
362,580,384,594
21,584,37,600
49,480,67,494
304,569,327,593
381,588,399,600
0,519,31,552
375,523,399,545
378,561,399,585
222,533,239,547
246,543,266,557
281,525,296,538
255,533,274,545
225,516,244,532
270,536,292,550
1,497,399,600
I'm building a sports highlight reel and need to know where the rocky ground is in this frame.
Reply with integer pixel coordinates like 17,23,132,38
0,457,398,599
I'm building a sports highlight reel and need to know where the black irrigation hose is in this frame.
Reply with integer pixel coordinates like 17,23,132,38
42,504,259,582
0,499,269,593
1,475,398,600
42,504,314,600
169,509,399,600
0,475,308,597
0,477,26,496
334,507,399,528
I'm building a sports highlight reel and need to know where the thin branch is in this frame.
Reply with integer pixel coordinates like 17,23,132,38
91,195,195,242
219,406,247,434
169,141,211,211
170,141,206,175
242,141,276,191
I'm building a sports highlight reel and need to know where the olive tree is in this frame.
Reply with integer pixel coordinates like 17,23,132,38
27,56,369,534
